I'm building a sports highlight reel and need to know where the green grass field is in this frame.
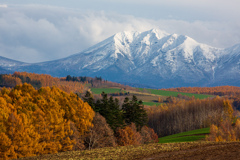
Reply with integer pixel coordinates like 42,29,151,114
142,101,163,106
91,88,126,94
159,128,210,143
139,88,214,99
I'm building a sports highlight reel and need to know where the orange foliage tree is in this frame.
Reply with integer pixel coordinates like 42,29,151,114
9,72,86,93
115,123,159,146
0,74,22,88
207,120,238,142
0,83,94,159
84,113,116,150
116,123,142,146
140,126,159,143
162,86,240,97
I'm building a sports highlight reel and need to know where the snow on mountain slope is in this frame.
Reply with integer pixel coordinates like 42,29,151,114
0,56,27,74
0,56,26,67
1,28,240,88
213,44,240,86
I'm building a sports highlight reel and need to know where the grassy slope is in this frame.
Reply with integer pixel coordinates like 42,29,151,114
142,101,163,106
91,88,126,94
139,88,214,99
159,128,210,143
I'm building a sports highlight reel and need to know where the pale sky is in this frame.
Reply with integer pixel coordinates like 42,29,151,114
0,0,240,63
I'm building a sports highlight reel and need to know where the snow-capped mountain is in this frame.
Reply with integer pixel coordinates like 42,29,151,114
0,56,27,74
1,29,240,88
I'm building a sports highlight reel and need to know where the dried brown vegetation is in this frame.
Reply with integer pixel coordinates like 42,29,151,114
20,142,240,160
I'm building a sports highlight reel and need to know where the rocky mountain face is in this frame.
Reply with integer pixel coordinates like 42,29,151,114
1,29,240,88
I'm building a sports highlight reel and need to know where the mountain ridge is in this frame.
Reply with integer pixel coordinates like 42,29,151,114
1,28,240,88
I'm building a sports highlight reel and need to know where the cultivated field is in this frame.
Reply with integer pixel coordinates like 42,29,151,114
139,88,214,99
90,87,214,106
21,142,240,160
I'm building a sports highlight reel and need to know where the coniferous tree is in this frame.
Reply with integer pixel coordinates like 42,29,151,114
108,96,124,131
98,92,110,120
122,95,148,131
83,91,95,110
98,92,124,132
84,91,124,132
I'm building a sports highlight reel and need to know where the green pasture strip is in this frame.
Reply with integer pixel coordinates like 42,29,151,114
143,101,163,106
159,128,210,141
91,88,126,94
159,135,206,143
139,88,213,99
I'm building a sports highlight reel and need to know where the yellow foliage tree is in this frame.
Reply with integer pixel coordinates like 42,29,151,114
223,99,234,121
8,113,41,158
0,132,16,160
0,83,94,158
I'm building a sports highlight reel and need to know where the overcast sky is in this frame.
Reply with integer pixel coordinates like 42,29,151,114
0,0,240,63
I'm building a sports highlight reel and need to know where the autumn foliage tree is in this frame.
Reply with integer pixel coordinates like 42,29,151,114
0,74,22,88
116,123,142,146
140,126,159,144
162,86,240,97
115,123,158,146
0,72,86,94
147,97,235,137
206,119,240,142
84,113,116,150
0,83,94,159
207,102,239,142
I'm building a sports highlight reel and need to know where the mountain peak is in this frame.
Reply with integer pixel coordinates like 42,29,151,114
113,30,139,45
1,28,240,88
148,28,169,39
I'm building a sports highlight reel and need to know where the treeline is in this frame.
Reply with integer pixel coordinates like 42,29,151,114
147,97,234,137
85,113,158,150
207,119,240,142
66,75,135,90
162,86,240,110
0,72,136,95
0,84,158,159
0,72,86,93
66,75,103,83
162,86,240,96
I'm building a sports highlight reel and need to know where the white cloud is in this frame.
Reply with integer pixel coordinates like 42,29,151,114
0,4,7,8
0,4,239,63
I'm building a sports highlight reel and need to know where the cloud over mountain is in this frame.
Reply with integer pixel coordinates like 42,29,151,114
0,4,240,63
